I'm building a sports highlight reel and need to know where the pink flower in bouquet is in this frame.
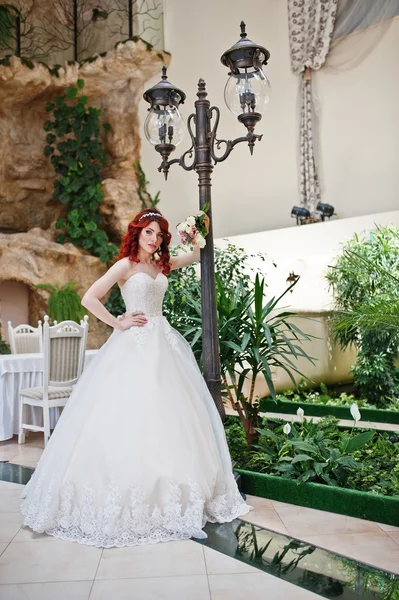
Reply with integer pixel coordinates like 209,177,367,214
176,206,209,249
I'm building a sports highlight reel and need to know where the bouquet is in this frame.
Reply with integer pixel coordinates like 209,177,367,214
177,203,210,249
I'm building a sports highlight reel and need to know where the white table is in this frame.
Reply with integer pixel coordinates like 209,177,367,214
0,350,98,441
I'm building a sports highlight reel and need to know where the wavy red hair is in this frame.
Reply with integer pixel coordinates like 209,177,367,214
118,208,172,275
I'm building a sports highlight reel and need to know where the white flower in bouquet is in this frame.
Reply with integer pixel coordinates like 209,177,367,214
283,423,291,435
195,233,206,249
350,403,361,424
176,205,209,249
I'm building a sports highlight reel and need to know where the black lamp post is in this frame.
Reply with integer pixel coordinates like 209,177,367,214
143,22,271,419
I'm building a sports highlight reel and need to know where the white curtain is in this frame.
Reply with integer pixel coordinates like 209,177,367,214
288,0,399,210
287,0,339,212
326,0,399,70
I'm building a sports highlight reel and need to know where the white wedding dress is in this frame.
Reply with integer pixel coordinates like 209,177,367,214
20,272,250,547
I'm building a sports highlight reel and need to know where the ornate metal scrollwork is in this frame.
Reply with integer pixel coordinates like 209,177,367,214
158,113,197,179
208,106,263,163
157,101,263,179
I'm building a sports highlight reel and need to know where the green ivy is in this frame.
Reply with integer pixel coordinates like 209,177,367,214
114,37,154,51
134,161,160,209
44,79,117,263
0,55,11,66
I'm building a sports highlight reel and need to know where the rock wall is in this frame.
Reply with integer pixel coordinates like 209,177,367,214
0,40,168,237
0,40,169,347
0,229,110,348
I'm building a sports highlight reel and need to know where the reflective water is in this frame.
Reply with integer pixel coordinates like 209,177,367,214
200,520,399,599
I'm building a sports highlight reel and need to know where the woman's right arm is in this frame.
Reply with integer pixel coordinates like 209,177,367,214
81,259,145,331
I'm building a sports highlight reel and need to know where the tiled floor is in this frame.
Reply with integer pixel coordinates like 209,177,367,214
0,433,398,599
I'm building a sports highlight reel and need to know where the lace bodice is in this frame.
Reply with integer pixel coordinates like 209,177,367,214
120,272,168,317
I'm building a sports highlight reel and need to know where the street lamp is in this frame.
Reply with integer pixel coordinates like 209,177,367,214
143,22,271,418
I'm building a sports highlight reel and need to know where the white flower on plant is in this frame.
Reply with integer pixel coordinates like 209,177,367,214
187,216,195,226
283,423,291,435
297,407,304,419
350,402,361,423
195,233,206,249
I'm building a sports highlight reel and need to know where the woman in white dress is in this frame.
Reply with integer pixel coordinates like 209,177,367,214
20,208,251,547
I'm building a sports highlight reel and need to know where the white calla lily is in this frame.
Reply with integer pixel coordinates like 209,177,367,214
297,407,304,419
283,423,291,435
350,403,361,423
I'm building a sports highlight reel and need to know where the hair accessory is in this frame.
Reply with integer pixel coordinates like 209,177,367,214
138,211,160,221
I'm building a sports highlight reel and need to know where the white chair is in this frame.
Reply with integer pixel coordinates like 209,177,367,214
7,321,43,354
18,315,89,447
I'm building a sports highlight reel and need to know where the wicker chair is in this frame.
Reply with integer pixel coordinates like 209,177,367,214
7,321,43,354
18,314,89,447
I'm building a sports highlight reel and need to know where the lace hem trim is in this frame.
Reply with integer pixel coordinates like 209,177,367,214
20,475,251,548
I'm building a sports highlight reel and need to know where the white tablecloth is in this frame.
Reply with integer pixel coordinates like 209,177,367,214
0,350,98,441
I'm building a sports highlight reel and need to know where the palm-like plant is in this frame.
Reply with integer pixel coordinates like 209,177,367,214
331,249,399,334
216,274,315,448
34,282,87,323
182,274,315,449
327,227,399,406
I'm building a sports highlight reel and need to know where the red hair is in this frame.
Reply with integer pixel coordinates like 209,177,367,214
118,208,172,275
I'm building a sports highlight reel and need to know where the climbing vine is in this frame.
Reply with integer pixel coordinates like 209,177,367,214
44,78,117,263
134,160,160,209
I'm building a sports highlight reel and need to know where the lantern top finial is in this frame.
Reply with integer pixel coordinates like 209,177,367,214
143,68,186,107
221,21,270,73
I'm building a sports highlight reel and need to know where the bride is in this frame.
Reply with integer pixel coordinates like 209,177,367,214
20,208,251,547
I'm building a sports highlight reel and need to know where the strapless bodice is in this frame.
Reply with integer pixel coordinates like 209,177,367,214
120,272,168,317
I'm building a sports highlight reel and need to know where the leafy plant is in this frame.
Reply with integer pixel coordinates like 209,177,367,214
181,272,315,449
326,226,399,406
34,282,87,323
276,380,399,411
349,431,399,497
104,284,126,317
226,415,376,488
163,243,269,346
44,78,117,263
0,322,10,354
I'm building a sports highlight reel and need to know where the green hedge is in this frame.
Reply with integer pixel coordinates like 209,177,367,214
237,469,399,527
259,397,399,425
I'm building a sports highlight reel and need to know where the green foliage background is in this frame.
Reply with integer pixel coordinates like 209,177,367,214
326,225,399,406
34,282,87,323
44,78,117,263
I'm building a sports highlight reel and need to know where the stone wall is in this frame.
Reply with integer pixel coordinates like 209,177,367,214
0,40,169,346
0,229,109,348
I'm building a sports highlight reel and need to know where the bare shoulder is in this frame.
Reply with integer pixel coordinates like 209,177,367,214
115,257,131,271
113,257,136,286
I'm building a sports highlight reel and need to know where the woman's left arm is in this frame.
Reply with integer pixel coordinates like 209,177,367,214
170,246,200,270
